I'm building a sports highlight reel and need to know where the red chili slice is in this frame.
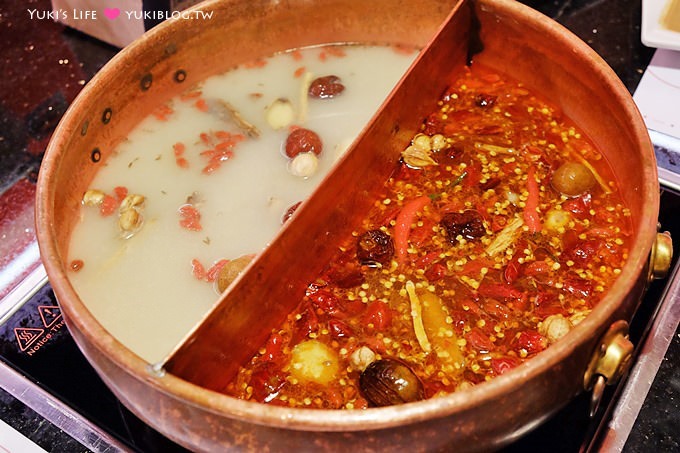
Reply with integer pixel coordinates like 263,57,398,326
308,289,341,315
491,357,520,375
328,319,353,339
292,305,318,344
394,196,431,265
363,301,392,330
424,263,447,282
466,328,493,353
249,363,285,403
477,283,523,300
262,332,284,362
517,330,548,355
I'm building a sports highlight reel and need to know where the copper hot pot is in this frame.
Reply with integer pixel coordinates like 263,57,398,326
35,0,668,451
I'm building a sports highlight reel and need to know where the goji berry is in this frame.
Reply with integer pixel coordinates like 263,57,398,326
191,259,206,280
179,205,202,231
113,186,128,202
100,194,118,217
175,157,189,168
294,66,306,78
173,142,185,156
195,98,209,112
206,259,229,282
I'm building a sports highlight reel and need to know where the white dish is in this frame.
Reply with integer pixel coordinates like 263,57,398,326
642,0,680,51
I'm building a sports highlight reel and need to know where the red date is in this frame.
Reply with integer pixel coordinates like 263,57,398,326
440,210,485,242
285,128,323,158
357,230,394,266
308,75,345,99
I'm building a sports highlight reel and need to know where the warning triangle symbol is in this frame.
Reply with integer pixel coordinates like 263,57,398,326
38,305,62,328
14,328,44,351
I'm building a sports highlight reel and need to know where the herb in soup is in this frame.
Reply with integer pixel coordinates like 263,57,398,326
225,65,630,409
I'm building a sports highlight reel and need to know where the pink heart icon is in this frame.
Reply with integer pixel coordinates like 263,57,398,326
104,8,120,20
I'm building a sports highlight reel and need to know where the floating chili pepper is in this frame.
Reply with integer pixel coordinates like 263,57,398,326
394,196,431,265
524,164,541,233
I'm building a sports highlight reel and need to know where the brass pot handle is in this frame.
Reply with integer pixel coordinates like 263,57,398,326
583,320,634,417
648,231,673,282
584,231,673,416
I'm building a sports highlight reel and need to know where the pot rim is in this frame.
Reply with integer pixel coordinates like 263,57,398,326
35,0,659,432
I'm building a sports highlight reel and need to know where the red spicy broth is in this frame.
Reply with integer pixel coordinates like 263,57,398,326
224,64,631,409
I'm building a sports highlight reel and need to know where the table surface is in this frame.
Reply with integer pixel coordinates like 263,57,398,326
0,0,678,451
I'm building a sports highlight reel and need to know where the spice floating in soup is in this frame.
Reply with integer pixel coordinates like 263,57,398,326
224,65,631,409
67,45,417,363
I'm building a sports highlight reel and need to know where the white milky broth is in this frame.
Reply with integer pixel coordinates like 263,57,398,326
67,45,416,363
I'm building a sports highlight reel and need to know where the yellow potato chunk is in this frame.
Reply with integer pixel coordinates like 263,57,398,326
290,340,339,384
419,291,464,369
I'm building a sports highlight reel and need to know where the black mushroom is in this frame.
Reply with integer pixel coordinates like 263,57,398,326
359,359,425,407
356,229,394,266
440,210,486,243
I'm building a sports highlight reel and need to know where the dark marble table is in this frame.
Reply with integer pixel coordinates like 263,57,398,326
0,0,677,451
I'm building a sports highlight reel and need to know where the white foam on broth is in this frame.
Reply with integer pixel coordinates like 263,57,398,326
67,45,416,363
